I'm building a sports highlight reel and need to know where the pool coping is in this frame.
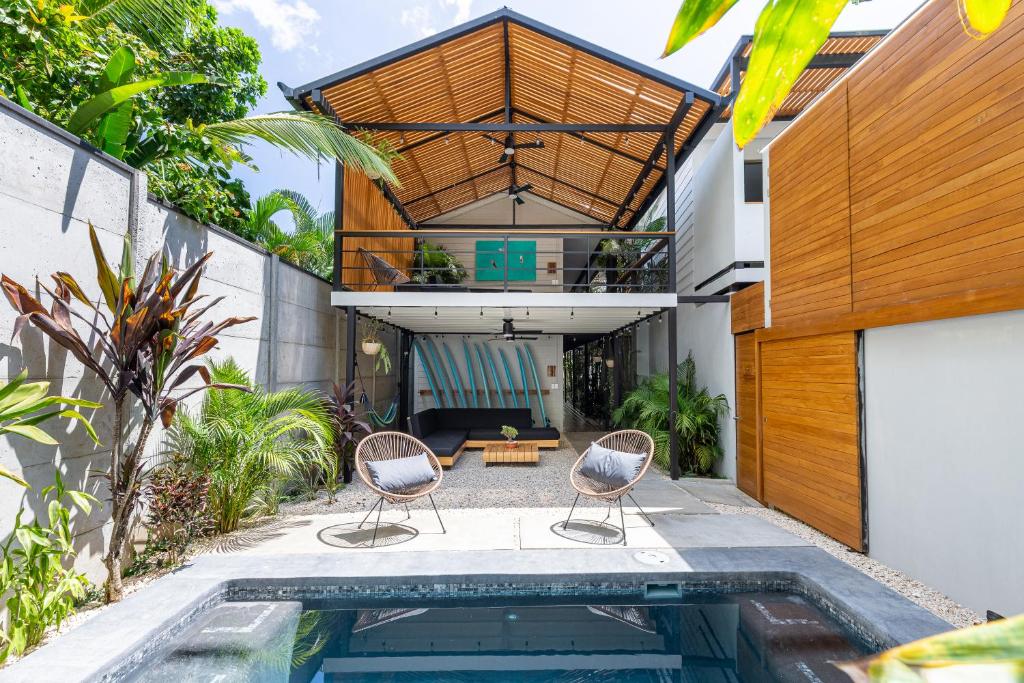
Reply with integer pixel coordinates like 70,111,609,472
0,546,952,682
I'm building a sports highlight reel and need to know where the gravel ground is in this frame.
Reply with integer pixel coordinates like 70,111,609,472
280,444,614,515
707,501,983,629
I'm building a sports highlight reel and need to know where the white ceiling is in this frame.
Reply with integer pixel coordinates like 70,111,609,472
358,305,664,334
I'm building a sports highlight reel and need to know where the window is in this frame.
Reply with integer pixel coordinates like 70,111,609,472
744,161,764,203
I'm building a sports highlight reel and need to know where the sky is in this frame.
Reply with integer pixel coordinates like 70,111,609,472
211,0,926,226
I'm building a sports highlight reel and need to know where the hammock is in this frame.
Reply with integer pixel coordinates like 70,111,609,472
356,359,399,427
360,391,398,427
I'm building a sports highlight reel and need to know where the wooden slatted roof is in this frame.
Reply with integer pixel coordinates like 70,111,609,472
282,9,719,227
712,32,887,121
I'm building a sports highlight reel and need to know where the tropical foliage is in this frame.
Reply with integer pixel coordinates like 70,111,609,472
0,369,102,488
244,189,334,278
169,358,334,533
139,459,214,568
323,382,371,502
835,613,1024,682
1,224,254,601
0,471,97,663
0,0,395,238
613,353,729,474
662,0,1013,148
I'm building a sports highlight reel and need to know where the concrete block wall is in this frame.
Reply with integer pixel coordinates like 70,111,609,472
0,100,376,583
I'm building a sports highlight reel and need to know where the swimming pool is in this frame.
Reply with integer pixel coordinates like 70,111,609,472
123,587,876,682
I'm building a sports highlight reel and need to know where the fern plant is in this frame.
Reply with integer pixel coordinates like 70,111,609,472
168,358,334,533
613,353,729,475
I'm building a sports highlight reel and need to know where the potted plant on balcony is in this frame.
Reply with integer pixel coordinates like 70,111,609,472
411,242,467,285
501,425,519,450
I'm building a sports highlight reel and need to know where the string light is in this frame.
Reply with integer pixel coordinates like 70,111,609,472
399,134,406,145
570,308,574,319
434,307,438,317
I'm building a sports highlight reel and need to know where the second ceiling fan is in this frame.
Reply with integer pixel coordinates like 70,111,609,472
484,132,543,164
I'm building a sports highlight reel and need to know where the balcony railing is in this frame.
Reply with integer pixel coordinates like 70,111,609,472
335,229,675,294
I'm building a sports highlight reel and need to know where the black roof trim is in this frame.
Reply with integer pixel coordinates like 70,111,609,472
282,8,720,110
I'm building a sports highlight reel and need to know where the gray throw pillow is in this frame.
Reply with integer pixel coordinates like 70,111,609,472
365,452,437,492
579,442,646,489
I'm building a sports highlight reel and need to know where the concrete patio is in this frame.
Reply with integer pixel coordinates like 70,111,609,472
220,471,786,556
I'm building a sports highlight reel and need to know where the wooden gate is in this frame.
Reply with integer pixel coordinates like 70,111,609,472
734,332,759,499
731,283,765,500
759,332,863,550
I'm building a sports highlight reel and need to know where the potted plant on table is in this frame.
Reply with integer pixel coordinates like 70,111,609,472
501,425,519,450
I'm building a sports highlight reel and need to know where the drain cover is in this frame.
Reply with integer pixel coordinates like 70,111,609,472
633,550,669,565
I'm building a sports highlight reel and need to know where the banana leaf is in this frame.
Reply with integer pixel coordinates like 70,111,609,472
732,0,847,148
66,72,214,136
662,0,741,57
835,614,1024,682
960,0,1012,36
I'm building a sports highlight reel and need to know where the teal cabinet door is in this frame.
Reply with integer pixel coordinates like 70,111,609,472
475,240,536,281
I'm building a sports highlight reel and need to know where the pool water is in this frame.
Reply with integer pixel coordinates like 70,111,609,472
126,592,874,682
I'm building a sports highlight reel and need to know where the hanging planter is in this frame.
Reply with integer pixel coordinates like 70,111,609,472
362,341,382,356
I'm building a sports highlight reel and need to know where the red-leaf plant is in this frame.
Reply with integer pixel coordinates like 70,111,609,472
1,224,255,601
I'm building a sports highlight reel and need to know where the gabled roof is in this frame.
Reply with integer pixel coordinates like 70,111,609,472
711,31,888,121
282,8,720,227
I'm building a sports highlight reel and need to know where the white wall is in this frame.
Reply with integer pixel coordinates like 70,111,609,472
412,334,564,431
864,310,1024,616
0,101,376,583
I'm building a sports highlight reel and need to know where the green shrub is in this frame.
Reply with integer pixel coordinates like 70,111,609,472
613,353,729,475
0,472,96,663
169,358,334,533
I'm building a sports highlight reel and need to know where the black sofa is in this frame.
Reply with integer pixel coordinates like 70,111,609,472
408,408,561,466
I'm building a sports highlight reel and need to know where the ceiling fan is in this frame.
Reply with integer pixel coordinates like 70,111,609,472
507,182,532,205
483,133,544,164
488,318,541,342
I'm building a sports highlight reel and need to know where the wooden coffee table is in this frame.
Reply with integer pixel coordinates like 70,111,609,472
482,442,540,466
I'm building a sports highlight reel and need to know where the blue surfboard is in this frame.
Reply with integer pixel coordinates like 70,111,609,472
524,344,549,427
412,340,442,408
463,340,478,408
473,343,490,408
425,338,454,408
514,346,531,412
482,344,505,408
442,342,468,408
498,348,518,408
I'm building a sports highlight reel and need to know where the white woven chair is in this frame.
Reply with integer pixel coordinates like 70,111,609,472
354,431,445,546
563,429,655,546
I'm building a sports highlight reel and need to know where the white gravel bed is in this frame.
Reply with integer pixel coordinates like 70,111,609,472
280,445,615,516
707,501,983,629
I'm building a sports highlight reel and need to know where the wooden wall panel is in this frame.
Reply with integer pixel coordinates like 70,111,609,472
847,0,1024,311
734,332,759,499
760,332,862,550
767,83,853,325
342,170,414,291
731,282,765,333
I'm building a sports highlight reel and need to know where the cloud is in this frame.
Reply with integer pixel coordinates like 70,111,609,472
442,0,473,24
400,0,473,38
213,0,319,52
401,4,437,37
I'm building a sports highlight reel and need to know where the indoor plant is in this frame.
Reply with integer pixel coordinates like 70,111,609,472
501,425,519,449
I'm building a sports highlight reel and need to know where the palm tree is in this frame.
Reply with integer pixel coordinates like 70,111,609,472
168,358,334,533
612,353,729,474
244,190,333,279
